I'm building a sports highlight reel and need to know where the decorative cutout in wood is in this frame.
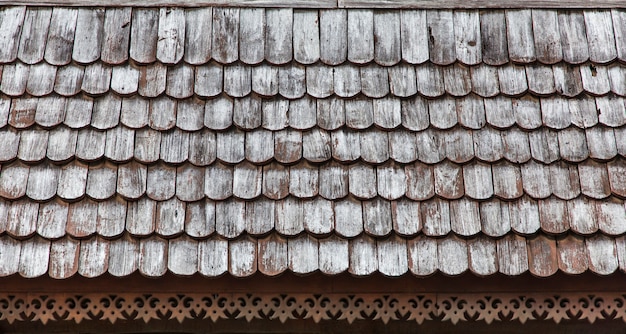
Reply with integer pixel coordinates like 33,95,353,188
0,293,624,325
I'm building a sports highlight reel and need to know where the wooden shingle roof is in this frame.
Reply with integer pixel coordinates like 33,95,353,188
0,6,626,279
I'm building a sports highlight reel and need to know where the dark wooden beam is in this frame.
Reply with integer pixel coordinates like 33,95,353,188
2,271,626,294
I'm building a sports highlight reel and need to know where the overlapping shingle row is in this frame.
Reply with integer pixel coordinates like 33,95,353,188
0,6,625,279
3,8,625,66
4,61,626,98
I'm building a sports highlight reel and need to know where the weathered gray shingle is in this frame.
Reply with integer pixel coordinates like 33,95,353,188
0,6,625,279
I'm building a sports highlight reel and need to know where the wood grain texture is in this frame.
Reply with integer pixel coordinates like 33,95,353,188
57,161,88,200
553,64,583,97
557,127,588,162
438,235,468,276
319,235,349,275
320,9,347,65
0,7,26,63
400,10,428,64
212,8,239,64
558,11,589,64
454,10,481,65
578,160,611,199
497,234,528,276
233,96,262,129
126,198,156,236
139,236,168,277
36,199,68,239
66,199,98,238
246,129,274,164
18,129,48,163
278,64,306,99
215,199,245,238
377,162,406,200
377,235,408,276
421,198,451,236
497,64,527,96
480,10,508,65
567,197,598,235
532,9,562,64
184,8,212,65
185,199,215,238
405,162,434,201
527,234,558,277
7,199,38,238
614,10,626,61
239,8,265,65
45,8,78,66
349,164,376,199
527,64,555,96
596,95,626,127
166,64,194,99
450,198,481,236
19,236,51,278
473,126,504,162
347,10,374,64
374,11,401,65
595,198,626,235
480,199,511,237
168,236,198,276
288,234,318,274
130,8,159,64
97,197,126,238
72,8,104,64
265,9,292,64
586,234,618,275
198,237,228,277
53,65,83,97
339,0,626,8
363,197,392,236
426,10,455,65
49,237,79,279
246,199,275,235
156,7,185,64
302,128,331,162
78,236,110,278
468,235,497,276
91,94,121,130
101,8,131,65
167,237,198,276
18,8,52,65
349,235,377,276
82,63,112,96
443,63,472,96
428,97,456,129
2,63,29,97
27,63,56,97
506,10,535,63
303,197,333,235
538,198,569,234
0,0,621,7
509,196,540,235
34,95,64,126
257,234,287,276
293,10,320,64
514,94,543,127
334,197,363,237
434,161,464,200
584,10,617,64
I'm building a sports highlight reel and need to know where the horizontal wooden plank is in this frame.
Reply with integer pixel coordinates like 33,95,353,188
0,0,336,7
339,0,626,8
0,0,622,7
